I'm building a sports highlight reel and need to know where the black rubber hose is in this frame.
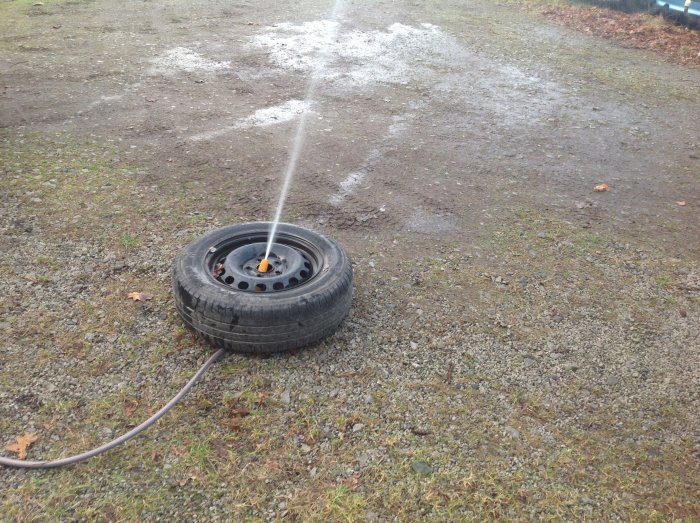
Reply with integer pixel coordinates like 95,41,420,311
0,348,226,469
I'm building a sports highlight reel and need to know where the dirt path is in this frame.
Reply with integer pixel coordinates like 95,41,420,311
1,0,699,520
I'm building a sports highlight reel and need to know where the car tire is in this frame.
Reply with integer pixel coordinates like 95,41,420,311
172,222,353,354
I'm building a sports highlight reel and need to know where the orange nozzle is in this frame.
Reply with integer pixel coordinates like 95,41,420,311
258,259,270,273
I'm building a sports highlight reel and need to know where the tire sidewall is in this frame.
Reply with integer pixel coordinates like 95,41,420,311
173,222,352,324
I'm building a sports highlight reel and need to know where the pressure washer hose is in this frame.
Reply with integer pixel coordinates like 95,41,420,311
0,348,226,469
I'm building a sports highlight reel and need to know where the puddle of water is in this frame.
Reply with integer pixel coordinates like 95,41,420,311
330,111,418,204
251,21,463,88
234,100,312,129
330,148,382,205
150,47,230,73
407,209,457,233
190,100,313,142
252,19,566,128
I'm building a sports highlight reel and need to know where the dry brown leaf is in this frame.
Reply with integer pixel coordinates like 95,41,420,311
127,291,153,302
213,262,224,278
122,398,139,418
342,473,361,489
229,407,250,418
5,432,38,459
593,183,609,192
676,201,687,206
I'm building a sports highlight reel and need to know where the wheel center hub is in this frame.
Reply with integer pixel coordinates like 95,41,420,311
215,242,314,292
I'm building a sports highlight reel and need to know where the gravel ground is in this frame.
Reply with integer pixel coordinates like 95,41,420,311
1,0,699,521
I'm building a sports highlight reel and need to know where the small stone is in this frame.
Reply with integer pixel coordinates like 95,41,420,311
410,460,433,475
358,452,370,467
280,389,291,405
352,423,364,433
537,232,547,239
410,341,418,350
605,376,619,386
504,426,520,439
523,357,536,367
309,467,317,477
300,444,311,454
580,495,595,505
363,394,373,404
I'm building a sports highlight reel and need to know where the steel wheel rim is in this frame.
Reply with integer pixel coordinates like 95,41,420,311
204,231,323,293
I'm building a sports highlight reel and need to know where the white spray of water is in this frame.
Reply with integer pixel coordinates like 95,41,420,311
265,0,348,259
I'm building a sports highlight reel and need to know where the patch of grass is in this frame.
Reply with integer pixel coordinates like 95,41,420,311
323,485,367,522
119,232,140,248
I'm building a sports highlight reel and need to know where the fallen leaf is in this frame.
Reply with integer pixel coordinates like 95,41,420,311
445,362,454,385
170,445,188,457
230,407,250,418
127,291,153,301
213,263,224,278
593,183,609,192
342,473,361,489
5,432,38,459
122,398,139,417
676,201,686,206
264,460,280,470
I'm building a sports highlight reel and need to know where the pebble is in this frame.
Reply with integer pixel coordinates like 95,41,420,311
411,460,433,475
352,423,364,433
504,426,520,439
280,389,291,405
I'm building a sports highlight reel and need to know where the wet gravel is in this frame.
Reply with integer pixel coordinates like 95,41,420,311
2,188,698,520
